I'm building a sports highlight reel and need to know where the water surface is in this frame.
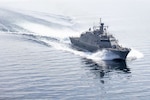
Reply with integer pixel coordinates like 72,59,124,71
0,1,150,99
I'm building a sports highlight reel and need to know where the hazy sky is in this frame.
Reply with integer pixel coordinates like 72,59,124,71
0,0,150,17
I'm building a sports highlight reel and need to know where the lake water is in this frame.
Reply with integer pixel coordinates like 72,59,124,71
0,0,150,100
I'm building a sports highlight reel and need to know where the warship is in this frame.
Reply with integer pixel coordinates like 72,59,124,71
70,19,131,60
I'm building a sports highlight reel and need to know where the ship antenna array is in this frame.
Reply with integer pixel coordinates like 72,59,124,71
99,18,102,31
100,18,101,25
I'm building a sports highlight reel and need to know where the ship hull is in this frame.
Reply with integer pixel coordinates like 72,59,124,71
106,48,130,60
70,37,130,60
70,37,98,52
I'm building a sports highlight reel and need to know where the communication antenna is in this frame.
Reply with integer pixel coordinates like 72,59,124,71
100,18,101,25
99,18,102,30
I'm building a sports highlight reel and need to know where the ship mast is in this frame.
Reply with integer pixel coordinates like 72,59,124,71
100,18,104,34
100,18,101,25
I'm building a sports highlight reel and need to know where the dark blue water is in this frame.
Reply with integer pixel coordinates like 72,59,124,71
0,1,150,99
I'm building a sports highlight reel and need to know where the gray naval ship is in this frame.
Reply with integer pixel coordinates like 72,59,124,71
70,19,131,60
